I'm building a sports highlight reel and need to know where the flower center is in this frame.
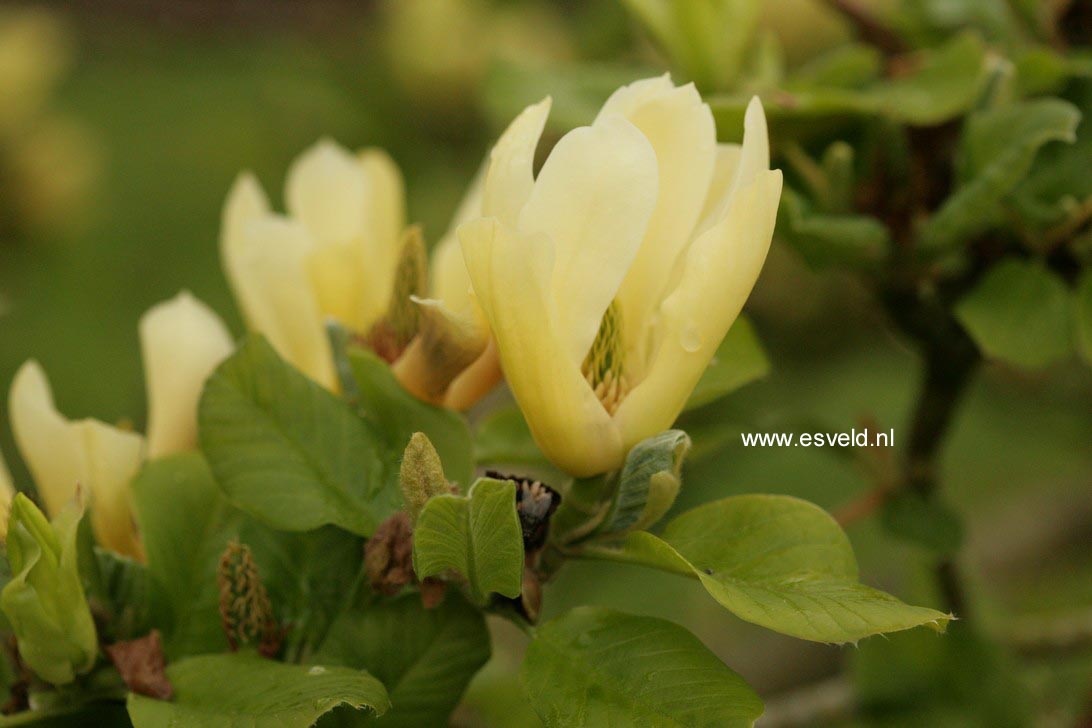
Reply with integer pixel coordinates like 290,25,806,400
581,301,629,415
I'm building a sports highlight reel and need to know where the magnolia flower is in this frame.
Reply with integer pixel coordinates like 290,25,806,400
221,140,499,408
459,76,782,477
7,292,232,557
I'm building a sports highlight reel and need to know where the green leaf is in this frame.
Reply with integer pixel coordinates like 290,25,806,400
313,593,490,727
596,431,690,536
199,334,392,536
919,99,1080,253
591,495,951,643
474,406,552,470
132,452,240,657
1,495,97,685
348,347,474,490
1010,82,1092,233
792,44,882,88
869,33,988,125
522,607,763,727
1075,271,1092,366
708,34,986,140
880,492,965,556
776,187,889,269
955,258,1073,369
412,478,523,601
686,317,770,409
621,0,760,90
126,653,389,727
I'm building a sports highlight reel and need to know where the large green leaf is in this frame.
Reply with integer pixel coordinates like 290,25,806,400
522,607,763,727
348,348,474,490
919,99,1080,253
199,335,392,536
314,593,490,727
954,258,1073,369
132,452,240,657
868,33,987,126
412,477,523,602
685,317,770,409
588,495,951,643
126,653,389,727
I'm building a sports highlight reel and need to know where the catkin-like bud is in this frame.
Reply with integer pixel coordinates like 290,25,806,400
217,541,281,657
400,432,450,523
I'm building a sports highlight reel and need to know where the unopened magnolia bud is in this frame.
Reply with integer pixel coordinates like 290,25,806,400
217,541,281,657
400,432,449,522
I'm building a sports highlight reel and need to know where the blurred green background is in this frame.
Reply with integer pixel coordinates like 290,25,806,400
0,1,1089,725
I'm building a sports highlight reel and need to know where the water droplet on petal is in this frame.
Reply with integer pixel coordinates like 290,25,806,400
680,324,702,353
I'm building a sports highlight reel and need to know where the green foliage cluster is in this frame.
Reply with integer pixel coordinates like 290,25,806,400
0,331,945,726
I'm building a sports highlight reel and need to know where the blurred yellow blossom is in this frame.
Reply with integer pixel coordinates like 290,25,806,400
0,8,99,236
459,76,782,476
221,140,500,408
6,292,232,558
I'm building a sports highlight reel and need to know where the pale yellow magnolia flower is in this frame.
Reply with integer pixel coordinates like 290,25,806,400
221,140,500,408
0,8,69,136
7,292,232,557
221,140,404,390
460,76,782,477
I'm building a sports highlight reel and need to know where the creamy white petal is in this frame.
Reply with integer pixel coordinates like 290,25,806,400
8,361,145,558
285,139,367,247
482,98,551,227
460,217,623,476
79,420,144,559
231,216,336,389
604,79,717,372
221,172,271,306
696,144,742,235
9,361,83,516
357,148,407,331
705,97,770,228
615,171,782,448
140,291,234,459
517,114,659,364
